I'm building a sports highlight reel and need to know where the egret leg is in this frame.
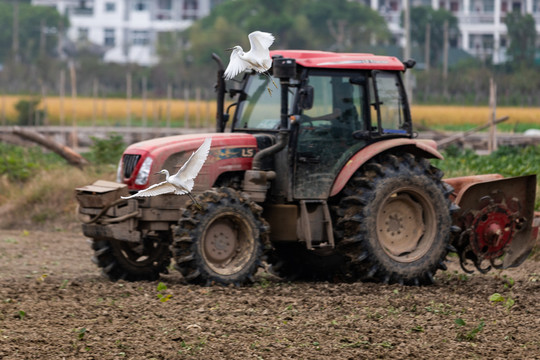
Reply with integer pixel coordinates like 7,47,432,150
187,191,202,210
259,72,275,96
263,71,278,89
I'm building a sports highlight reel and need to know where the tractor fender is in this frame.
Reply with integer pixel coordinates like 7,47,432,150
330,138,443,197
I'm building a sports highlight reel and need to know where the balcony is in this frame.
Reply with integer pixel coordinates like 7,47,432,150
154,10,173,21
71,7,94,16
458,12,495,24
381,11,401,26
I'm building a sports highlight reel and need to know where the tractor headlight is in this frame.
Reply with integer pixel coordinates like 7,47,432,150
135,157,153,185
116,157,123,183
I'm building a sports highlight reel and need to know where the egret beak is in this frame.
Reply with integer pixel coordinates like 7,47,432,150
225,47,234,52
153,172,161,175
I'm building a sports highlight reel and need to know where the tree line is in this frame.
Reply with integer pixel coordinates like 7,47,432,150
0,0,538,106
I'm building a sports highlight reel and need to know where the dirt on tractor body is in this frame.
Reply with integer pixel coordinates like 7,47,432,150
0,229,538,359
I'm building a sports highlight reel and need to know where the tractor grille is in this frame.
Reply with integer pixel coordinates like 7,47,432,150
122,154,141,179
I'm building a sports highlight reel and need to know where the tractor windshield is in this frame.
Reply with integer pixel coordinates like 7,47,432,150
233,73,296,131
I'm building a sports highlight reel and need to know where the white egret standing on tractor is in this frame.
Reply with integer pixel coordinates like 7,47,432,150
224,31,277,93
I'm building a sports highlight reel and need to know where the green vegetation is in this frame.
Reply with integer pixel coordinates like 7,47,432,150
505,11,537,68
407,6,459,66
489,293,515,310
15,98,44,126
0,135,124,185
0,2,66,63
435,145,540,178
0,143,64,182
156,282,172,303
433,145,540,210
86,134,126,165
454,318,485,341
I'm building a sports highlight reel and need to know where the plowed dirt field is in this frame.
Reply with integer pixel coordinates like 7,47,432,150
0,229,539,359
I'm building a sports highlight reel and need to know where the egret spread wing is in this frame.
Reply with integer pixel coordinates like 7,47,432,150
121,180,176,199
248,31,274,53
173,137,212,191
247,31,274,72
224,48,248,80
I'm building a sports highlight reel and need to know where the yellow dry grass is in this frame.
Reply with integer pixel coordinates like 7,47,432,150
1,95,540,128
0,95,215,127
0,166,116,230
411,105,540,127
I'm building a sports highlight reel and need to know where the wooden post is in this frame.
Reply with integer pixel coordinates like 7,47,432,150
59,69,65,126
184,86,189,129
126,71,132,127
153,97,159,128
166,83,172,128
68,60,78,150
1,93,5,126
425,22,430,72
12,0,20,63
488,78,498,153
142,77,147,128
39,19,46,58
40,79,48,125
195,87,201,128
424,22,431,102
443,20,449,98
205,88,211,128
92,77,98,127
101,83,107,125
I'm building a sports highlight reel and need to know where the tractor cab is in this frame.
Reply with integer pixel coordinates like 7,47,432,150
218,51,414,200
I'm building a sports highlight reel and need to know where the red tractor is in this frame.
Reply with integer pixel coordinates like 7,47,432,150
76,50,538,285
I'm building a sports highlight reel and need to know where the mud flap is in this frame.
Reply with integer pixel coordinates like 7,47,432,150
450,174,537,269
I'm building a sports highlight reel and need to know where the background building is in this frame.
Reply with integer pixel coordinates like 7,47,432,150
32,0,215,65
359,0,540,63
33,0,540,65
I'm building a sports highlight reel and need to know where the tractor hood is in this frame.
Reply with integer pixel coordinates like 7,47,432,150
120,133,258,190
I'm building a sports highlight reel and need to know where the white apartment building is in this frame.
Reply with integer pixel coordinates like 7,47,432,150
32,0,214,65
359,0,540,64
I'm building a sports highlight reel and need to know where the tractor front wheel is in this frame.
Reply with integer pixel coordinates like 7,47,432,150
90,233,171,281
172,188,269,285
335,153,453,285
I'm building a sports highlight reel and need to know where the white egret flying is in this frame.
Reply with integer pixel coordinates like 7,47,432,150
224,31,277,93
121,137,212,208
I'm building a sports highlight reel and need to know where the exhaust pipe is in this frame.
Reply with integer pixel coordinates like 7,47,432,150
252,57,296,171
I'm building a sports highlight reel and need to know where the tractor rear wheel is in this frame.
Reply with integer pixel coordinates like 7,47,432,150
91,233,171,281
335,153,453,285
172,188,269,285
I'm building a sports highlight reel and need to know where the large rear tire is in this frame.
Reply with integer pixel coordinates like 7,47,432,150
335,153,453,285
172,188,270,285
90,233,171,281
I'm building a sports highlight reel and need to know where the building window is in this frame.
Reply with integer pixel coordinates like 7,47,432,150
105,2,116,12
158,0,172,10
104,28,115,46
184,0,198,10
133,0,148,11
132,30,150,45
183,0,199,19
78,27,89,41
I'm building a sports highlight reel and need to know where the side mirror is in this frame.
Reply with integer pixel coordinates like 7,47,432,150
349,76,366,85
298,86,314,110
